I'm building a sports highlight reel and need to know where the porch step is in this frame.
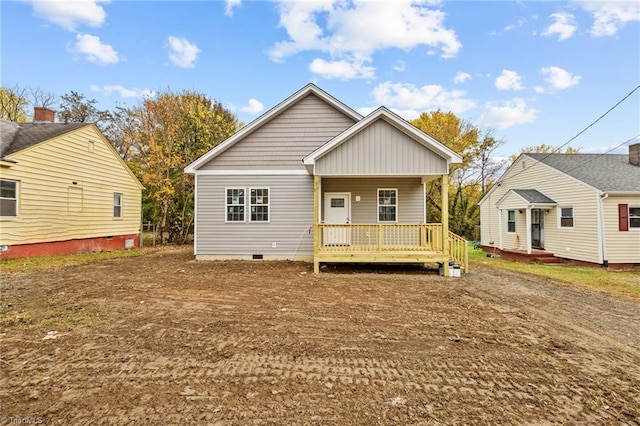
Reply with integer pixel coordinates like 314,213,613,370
535,256,564,264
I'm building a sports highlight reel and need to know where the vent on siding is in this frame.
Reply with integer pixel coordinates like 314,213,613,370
252,254,264,260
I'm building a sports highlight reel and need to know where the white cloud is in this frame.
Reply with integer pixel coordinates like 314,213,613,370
90,84,155,99
504,18,526,32
239,98,264,114
495,70,524,91
167,36,200,68
534,86,545,94
540,66,581,89
29,0,108,31
356,106,421,121
225,0,241,17
309,58,375,80
478,98,538,129
69,33,118,65
269,0,461,80
393,61,406,72
541,12,577,40
371,81,476,115
580,2,640,37
453,71,471,84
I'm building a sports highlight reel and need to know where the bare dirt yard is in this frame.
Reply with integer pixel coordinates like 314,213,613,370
1,247,639,425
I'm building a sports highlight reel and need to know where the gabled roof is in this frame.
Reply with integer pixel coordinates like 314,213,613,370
512,189,556,204
1,120,89,159
525,153,640,193
184,83,362,173
303,106,463,171
495,189,557,210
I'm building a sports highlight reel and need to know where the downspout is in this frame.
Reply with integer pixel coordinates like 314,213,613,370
525,206,532,254
597,191,608,266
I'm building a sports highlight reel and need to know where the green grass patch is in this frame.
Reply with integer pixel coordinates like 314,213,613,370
469,245,640,299
0,249,143,273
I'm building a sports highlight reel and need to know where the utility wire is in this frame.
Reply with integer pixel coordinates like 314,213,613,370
554,134,640,177
497,84,640,186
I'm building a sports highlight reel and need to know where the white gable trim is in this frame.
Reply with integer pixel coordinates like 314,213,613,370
192,169,309,176
303,107,462,171
184,84,362,174
495,189,557,209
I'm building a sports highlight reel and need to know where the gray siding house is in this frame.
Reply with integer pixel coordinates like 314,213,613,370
185,84,466,273
478,144,640,268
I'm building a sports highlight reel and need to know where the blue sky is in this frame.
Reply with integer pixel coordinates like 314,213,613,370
2,0,639,157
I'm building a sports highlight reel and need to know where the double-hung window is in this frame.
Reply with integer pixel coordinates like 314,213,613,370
378,189,397,222
113,193,123,219
226,188,245,222
250,188,269,222
629,206,640,229
0,179,18,217
559,206,574,228
507,210,516,233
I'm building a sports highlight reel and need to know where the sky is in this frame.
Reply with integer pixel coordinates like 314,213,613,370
2,0,639,157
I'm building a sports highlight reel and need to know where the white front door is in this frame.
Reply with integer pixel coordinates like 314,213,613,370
323,193,351,245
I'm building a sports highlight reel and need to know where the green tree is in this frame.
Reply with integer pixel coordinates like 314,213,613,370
124,90,240,244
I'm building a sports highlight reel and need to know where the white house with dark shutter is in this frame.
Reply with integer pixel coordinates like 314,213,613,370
478,143,640,268
185,84,467,274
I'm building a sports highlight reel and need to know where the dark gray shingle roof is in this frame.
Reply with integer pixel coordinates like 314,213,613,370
513,189,556,204
1,120,89,158
526,153,640,193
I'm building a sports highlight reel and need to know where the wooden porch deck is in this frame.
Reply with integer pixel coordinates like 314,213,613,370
315,223,468,272
486,247,563,264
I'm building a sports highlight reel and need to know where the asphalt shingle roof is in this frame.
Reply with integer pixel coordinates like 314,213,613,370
525,152,640,193
512,189,556,204
1,120,89,158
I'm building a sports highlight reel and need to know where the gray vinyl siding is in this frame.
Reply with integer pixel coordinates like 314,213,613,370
315,119,448,176
322,178,424,223
195,174,314,255
201,94,356,170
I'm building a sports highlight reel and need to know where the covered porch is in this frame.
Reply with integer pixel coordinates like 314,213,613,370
302,107,468,274
311,175,468,274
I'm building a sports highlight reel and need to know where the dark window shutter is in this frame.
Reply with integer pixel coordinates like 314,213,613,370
618,204,629,231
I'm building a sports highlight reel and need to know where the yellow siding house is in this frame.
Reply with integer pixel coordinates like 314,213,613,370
0,108,143,259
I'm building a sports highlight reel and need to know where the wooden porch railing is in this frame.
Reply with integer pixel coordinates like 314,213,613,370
318,223,468,272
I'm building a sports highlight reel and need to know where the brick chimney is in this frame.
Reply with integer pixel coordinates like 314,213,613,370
630,143,640,166
34,107,55,123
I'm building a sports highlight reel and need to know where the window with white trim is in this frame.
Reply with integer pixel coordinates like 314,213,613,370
226,188,245,222
113,193,122,219
0,179,18,217
629,206,640,229
378,189,397,222
507,210,516,233
250,188,269,222
559,206,574,228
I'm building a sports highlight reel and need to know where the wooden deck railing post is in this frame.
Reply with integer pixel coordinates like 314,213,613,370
441,174,450,276
313,176,321,273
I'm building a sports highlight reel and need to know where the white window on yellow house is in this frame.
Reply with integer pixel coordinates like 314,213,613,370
559,206,574,228
113,193,123,219
629,206,640,229
0,179,18,217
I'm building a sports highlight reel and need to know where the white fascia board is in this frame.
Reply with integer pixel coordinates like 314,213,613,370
303,107,463,166
185,84,362,174
192,169,311,176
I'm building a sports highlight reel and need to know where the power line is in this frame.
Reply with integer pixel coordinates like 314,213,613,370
556,134,639,177
498,84,640,186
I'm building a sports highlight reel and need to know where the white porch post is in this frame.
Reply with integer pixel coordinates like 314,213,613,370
525,207,532,254
497,208,503,250
313,175,321,273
